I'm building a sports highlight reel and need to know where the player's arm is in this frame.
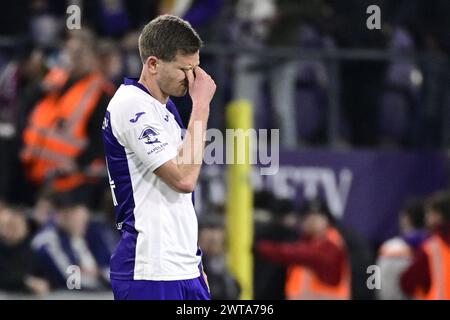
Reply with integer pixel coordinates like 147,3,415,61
154,66,216,193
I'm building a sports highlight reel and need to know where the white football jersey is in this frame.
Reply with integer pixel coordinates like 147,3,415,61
103,78,201,281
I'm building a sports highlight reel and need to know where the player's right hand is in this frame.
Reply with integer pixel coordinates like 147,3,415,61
186,66,216,109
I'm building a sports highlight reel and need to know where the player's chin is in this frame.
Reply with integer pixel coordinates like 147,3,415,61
171,87,188,97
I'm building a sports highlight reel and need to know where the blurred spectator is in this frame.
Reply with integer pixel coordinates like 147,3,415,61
331,0,388,146
406,0,450,55
28,191,57,230
120,31,143,78
268,1,333,147
20,29,115,207
0,44,47,205
232,0,335,148
281,25,333,146
376,198,427,300
400,191,450,299
31,192,113,291
266,0,332,48
92,0,130,38
161,0,225,42
256,198,351,299
97,39,124,85
253,192,298,299
377,27,424,148
199,215,240,300
0,205,50,295
30,0,63,49
231,0,277,134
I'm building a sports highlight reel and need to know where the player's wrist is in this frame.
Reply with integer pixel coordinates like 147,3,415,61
191,103,210,116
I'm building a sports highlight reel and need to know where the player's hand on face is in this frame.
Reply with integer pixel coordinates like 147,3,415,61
186,66,216,108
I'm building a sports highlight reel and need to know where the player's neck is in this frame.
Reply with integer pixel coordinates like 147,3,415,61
138,74,169,105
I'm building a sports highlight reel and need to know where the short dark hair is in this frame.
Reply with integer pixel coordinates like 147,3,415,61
402,198,425,229
253,190,275,210
138,15,203,63
298,198,336,224
270,198,295,217
426,191,450,223
50,191,85,211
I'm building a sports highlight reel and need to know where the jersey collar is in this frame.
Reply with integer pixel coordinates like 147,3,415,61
123,77,185,129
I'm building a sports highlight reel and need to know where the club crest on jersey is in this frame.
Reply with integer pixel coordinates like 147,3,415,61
139,126,161,144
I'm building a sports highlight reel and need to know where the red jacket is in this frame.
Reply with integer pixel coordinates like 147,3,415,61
400,223,450,297
257,228,346,286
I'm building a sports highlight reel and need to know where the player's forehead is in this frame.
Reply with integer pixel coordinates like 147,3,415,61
171,51,200,69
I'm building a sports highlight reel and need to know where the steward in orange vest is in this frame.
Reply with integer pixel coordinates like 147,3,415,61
401,191,450,300
21,69,113,192
256,199,351,300
21,30,115,194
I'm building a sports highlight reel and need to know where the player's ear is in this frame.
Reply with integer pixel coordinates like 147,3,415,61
145,56,158,74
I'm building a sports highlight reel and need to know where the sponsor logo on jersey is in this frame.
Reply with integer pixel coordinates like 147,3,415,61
139,126,161,144
130,112,146,123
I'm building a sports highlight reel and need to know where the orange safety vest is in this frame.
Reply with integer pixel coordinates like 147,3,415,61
285,227,351,300
42,66,70,90
21,70,112,192
419,234,450,300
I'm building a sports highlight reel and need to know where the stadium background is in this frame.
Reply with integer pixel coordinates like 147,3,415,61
0,0,449,299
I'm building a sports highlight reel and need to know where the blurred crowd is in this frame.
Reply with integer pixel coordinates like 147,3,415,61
253,190,450,300
0,193,116,296
0,0,449,299
230,0,450,148
2,181,450,299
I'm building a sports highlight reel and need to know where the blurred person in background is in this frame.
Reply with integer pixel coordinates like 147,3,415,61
0,44,47,205
253,191,299,299
120,31,144,79
231,0,276,130
231,0,334,148
161,0,225,43
376,198,427,300
265,0,333,147
330,0,388,146
20,29,115,207
28,191,56,230
31,192,113,291
29,0,63,49
97,39,125,86
401,191,450,299
198,215,240,300
0,205,50,296
256,198,351,300
87,0,130,38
